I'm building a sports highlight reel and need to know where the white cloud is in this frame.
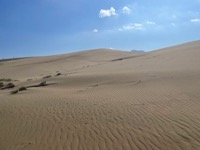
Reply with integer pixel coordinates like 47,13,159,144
119,23,144,31
190,18,200,22
99,7,117,18
122,6,131,14
146,21,156,25
93,29,98,33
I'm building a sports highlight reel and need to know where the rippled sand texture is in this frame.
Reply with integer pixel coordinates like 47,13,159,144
0,41,200,150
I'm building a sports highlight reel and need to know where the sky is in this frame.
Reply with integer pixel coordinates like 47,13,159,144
0,0,200,58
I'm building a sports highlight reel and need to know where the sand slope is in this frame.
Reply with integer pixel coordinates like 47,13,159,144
0,41,200,150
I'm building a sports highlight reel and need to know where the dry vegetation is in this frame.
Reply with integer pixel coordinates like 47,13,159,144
55,72,61,76
9,81,47,95
10,89,18,94
0,81,4,87
18,86,27,91
0,82,15,90
0,78,12,82
26,81,47,88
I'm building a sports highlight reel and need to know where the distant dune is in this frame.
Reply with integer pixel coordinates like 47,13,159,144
0,57,30,62
131,50,145,53
0,41,200,150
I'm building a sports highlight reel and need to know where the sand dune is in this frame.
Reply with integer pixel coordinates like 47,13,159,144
0,41,200,150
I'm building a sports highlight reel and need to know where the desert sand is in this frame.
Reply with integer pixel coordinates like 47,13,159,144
0,41,200,150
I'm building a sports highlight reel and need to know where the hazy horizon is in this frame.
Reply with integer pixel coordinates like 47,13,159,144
0,40,198,59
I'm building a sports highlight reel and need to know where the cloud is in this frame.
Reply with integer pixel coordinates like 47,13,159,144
119,23,144,31
93,29,98,33
122,6,131,14
190,18,200,22
99,7,117,18
146,21,156,25
99,6,132,18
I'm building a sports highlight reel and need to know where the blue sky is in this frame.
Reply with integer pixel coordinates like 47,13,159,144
0,0,200,58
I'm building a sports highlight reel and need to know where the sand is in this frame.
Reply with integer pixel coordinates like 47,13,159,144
0,41,200,150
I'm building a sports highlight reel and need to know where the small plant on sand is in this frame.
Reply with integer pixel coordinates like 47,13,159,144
10,89,18,94
0,82,4,87
6,82,15,88
27,81,47,88
9,86,27,95
18,86,27,91
38,81,47,86
43,75,52,79
0,78,12,82
55,72,61,76
1,82,15,89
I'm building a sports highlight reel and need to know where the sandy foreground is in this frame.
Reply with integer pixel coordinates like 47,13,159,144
0,41,200,150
